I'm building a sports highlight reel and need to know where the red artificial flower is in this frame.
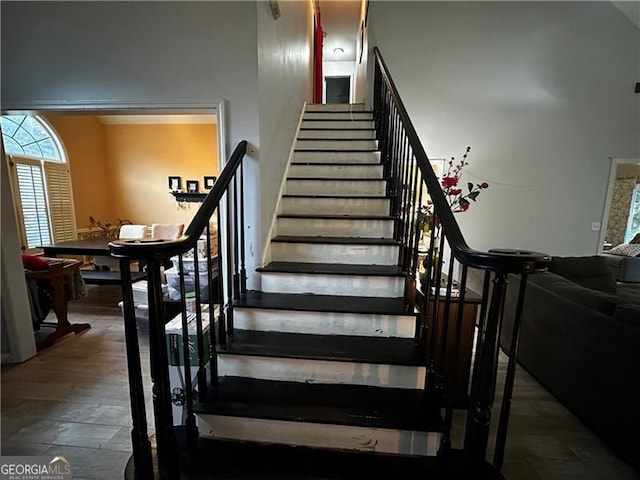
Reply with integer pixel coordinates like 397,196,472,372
459,202,470,212
448,188,462,196
441,176,458,188
480,182,489,189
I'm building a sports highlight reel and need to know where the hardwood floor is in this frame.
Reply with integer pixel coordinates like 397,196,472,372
1,285,638,480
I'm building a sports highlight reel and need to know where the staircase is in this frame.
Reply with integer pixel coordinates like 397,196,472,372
116,46,551,480
188,103,445,476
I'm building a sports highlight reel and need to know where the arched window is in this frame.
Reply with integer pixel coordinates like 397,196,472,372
2,115,76,250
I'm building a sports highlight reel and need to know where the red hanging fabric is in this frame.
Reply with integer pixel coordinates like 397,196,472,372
313,2,323,104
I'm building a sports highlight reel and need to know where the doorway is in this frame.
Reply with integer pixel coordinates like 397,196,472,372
325,76,351,104
599,157,640,252
1,103,225,363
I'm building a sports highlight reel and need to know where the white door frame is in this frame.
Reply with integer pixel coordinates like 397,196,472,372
1,100,227,363
598,157,640,253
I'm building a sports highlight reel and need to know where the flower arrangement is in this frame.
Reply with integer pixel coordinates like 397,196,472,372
418,146,489,233
440,146,488,213
89,216,133,239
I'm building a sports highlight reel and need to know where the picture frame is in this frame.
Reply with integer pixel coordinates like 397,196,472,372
168,176,181,191
204,176,217,189
186,180,199,194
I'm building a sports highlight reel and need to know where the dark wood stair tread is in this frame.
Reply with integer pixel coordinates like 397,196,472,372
291,162,382,166
278,213,394,220
299,126,376,129
297,138,377,141
294,149,379,152
272,236,398,245
195,377,439,431
220,330,425,366
287,177,386,181
234,291,413,316
257,262,403,276
283,194,389,200
128,430,502,480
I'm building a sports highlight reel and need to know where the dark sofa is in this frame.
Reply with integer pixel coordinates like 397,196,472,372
501,256,640,472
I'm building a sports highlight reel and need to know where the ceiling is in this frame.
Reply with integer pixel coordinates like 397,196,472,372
320,0,363,62
317,0,639,64
612,1,640,28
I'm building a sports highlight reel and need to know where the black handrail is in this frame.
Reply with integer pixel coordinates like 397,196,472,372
373,46,550,475
112,140,248,479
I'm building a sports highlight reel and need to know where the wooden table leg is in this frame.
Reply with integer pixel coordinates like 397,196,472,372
33,264,91,351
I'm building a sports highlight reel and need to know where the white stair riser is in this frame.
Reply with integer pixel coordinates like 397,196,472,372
301,120,375,129
261,272,404,297
271,242,398,265
294,151,381,163
289,164,383,179
286,179,386,197
198,415,440,457
233,308,416,338
277,217,394,238
298,129,376,139
295,139,378,150
304,112,372,121
305,103,366,112
217,355,425,389
282,197,390,216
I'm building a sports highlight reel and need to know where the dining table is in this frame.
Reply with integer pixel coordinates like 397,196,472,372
40,238,147,285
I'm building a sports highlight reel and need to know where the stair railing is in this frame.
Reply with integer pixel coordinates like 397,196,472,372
110,140,248,479
373,46,550,475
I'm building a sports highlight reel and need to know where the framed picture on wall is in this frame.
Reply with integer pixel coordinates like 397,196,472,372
204,176,217,189
168,176,181,191
186,180,199,193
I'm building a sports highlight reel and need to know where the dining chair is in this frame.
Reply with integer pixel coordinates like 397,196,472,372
93,224,148,270
151,223,185,240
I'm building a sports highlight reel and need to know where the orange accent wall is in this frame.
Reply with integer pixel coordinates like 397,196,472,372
44,115,112,230
103,123,218,227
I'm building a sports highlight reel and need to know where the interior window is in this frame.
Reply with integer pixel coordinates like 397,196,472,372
625,184,640,243
2,115,76,251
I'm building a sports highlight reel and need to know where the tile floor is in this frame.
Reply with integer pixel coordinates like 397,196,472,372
1,285,638,479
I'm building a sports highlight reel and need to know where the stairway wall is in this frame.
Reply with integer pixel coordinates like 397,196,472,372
368,1,640,258
257,1,315,288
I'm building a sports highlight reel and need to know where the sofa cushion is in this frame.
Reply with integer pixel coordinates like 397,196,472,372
530,272,621,315
613,304,640,327
549,256,617,294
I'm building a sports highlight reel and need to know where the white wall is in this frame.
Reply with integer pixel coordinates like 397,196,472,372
354,1,369,105
256,0,314,271
368,1,640,257
0,1,314,356
1,1,263,282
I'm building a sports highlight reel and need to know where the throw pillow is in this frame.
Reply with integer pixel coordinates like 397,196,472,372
607,243,640,257
549,256,617,294
630,232,640,244
21,254,49,271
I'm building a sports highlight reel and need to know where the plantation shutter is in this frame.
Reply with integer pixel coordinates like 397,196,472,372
43,161,77,243
14,160,52,249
